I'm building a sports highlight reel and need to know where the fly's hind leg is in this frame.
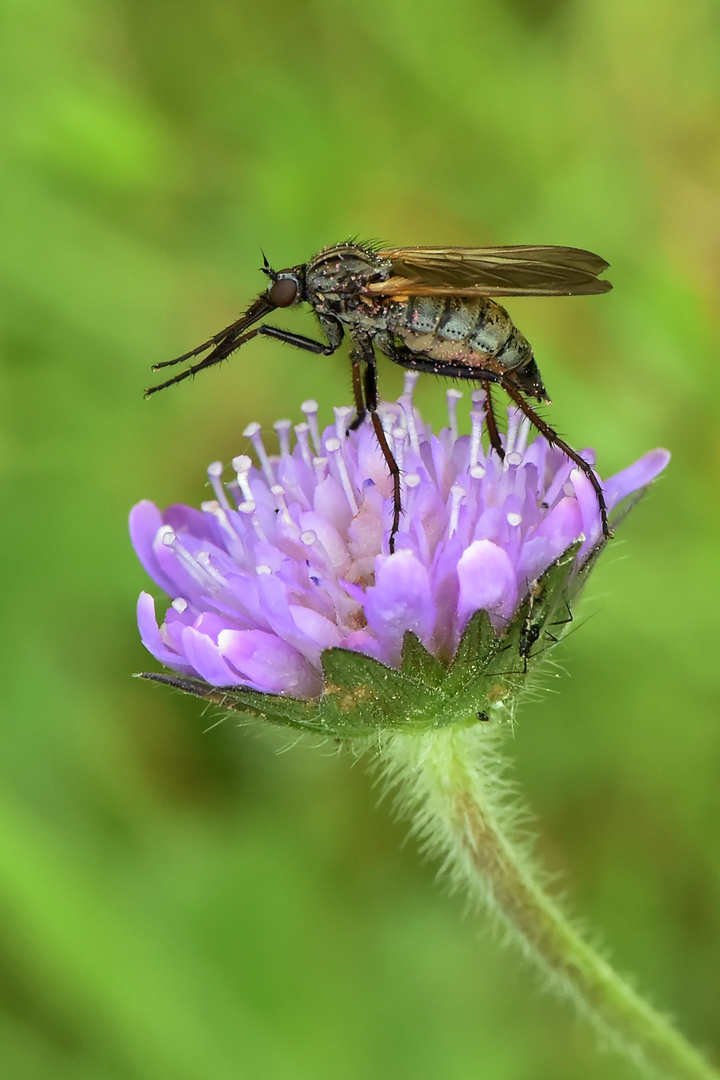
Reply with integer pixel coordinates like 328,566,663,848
372,331,507,459
501,376,612,539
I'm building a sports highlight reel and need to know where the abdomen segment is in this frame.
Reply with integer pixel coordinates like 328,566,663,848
388,295,531,372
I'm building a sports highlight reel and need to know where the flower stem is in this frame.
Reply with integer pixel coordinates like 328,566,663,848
378,725,717,1080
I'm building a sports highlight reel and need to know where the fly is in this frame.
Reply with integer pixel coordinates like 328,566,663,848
147,242,613,553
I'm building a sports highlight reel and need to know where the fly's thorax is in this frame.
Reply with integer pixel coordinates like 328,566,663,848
305,243,392,321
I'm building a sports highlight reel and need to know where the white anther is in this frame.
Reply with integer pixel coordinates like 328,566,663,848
243,422,275,486
313,456,328,484
469,400,485,468
299,529,332,570
392,426,408,474
402,370,420,399
326,439,358,513
195,551,229,585
301,399,322,454
293,422,313,467
206,461,231,511
515,417,531,459
398,393,421,455
403,470,420,519
448,484,466,539
161,530,222,588
273,419,292,457
333,406,354,442
238,500,266,541
232,455,255,503
201,500,246,551
504,407,523,460
271,484,294,525
446,388,462,440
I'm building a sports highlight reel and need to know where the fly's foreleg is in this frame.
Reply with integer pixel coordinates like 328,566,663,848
146,324,271,395
147,316,344,396
348,331,401,553
365,361,402,554
348,358,366,430
257,314,343,357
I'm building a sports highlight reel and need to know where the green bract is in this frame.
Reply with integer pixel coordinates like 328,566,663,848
140,540,594,737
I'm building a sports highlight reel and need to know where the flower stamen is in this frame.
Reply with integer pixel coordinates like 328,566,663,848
326,438,359,515
273,418,293,457
446,388,463,440
469,391,486,469
207,461,231,510
293,422,314,467
243,422,275,486
132,393,669,697
399,393,421,456
231,454,254,502
301,399,322,455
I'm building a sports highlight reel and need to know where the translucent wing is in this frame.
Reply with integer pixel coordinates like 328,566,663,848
367,245,612,297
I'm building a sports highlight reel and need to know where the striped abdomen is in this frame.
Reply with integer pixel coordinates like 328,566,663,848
387,294,532,375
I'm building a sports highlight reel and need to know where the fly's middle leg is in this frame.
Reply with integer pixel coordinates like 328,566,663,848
482,383,505,461
347,331,402,553
364,361,402,553
347,358,366,431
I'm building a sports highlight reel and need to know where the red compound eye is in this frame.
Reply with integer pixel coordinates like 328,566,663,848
269,277,297,307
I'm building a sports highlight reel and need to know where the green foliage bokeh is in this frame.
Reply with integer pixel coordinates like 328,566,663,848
1,1,718,1077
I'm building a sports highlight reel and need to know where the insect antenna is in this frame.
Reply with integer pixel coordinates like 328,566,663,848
260,251,277,280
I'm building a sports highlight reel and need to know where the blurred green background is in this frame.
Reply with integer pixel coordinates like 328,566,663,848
1,0,719,1077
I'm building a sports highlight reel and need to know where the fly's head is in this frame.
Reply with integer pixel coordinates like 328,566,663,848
259,253,306,310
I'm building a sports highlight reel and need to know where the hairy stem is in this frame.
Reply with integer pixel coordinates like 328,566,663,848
377,725,717,1080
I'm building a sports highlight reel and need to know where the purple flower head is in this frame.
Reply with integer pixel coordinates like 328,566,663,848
131,375,669,706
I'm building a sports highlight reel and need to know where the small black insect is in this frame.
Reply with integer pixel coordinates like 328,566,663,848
147,242,612,552
519,589,574,673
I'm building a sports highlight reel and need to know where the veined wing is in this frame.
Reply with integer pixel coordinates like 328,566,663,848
366,245,612,297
